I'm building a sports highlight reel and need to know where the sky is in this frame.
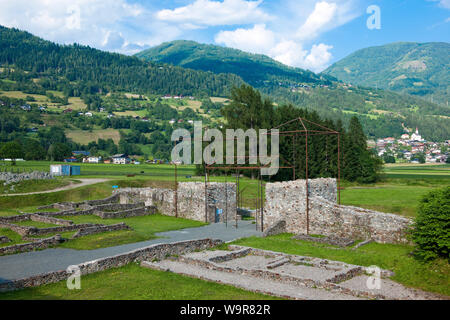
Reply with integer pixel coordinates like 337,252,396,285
0,0,448,72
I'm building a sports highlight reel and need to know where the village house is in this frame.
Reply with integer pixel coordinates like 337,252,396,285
83,156,102,164
112,154,131,164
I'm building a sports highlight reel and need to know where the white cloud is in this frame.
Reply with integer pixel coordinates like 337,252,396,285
215,24,276,54
430,0,450,9
303,43,334,71
0,0,358,70
156,0,271,27
296,1,338,40
0,0,147,53
213,1,357,71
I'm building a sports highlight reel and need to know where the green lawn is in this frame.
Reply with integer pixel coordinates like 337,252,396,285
0,263,280,300
341,164,450,217
340,182,447,218
0,178,72,195
228,234,450,297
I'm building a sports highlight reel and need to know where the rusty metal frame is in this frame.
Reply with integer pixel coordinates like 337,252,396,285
264,117,342,235
173,116,341,235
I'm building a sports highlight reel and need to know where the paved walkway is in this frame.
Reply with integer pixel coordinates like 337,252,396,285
1,179,110,197
0,221,261,283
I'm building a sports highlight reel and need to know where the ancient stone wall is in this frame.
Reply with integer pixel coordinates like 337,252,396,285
29,214,73,226
95,206,157,219
264,179,412,244
0,235,63,255
117,182,237,223
72,223,131,238
0,236,10,244
0,171,53,186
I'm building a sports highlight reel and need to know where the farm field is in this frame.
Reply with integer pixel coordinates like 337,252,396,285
66,128,122,144
383,163,450,179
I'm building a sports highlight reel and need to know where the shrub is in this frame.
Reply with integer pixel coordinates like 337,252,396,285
411,186,450,261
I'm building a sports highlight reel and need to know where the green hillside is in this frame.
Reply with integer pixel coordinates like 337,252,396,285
0,26,243,98
323,42,450,105
135,40,331,87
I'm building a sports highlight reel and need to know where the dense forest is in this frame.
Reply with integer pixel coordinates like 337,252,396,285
0,26,243,98
201,85,383,183
136,40,331,87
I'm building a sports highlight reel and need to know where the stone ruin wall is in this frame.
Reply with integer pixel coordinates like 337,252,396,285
264,178,412,244
116,182,237,223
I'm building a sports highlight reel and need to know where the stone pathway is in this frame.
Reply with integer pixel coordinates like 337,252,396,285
142,246,444,300
0,221,261,283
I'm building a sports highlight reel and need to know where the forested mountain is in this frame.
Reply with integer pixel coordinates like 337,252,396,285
0,26,243,97
135,40,330,87
0,25,448,142
323,42,450,105
137,40,449,141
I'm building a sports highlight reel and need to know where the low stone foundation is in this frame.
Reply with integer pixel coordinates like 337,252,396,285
37,194,120,211
72,223,131,238
29,214,73,226
0,238,222,292
0,236,10,244
94,205,157,219
264,179,412,244
26,223,104,236
0,221,34,237
0,235,63,255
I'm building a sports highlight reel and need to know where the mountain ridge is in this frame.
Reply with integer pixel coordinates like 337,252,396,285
135,40,333,87
323,41,450,105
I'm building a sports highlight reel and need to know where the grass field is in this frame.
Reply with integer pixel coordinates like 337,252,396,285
383,163,450,179
0,91,87,110
0,263,279,300
340,178,450,217
66,128,121,144
0,178,73,195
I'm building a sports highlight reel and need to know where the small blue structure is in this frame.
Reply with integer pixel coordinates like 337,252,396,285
70,166,80,176
50,164,81,176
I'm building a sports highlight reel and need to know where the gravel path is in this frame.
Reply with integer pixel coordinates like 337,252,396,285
0,179,110,197
0,220,261,283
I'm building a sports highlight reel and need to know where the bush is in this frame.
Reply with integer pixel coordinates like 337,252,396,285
411,186,450,261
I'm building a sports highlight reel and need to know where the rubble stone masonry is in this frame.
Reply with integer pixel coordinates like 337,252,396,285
116,182,237,223
264,178,412,244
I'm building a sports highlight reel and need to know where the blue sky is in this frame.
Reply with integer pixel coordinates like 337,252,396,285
0,0,448,72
